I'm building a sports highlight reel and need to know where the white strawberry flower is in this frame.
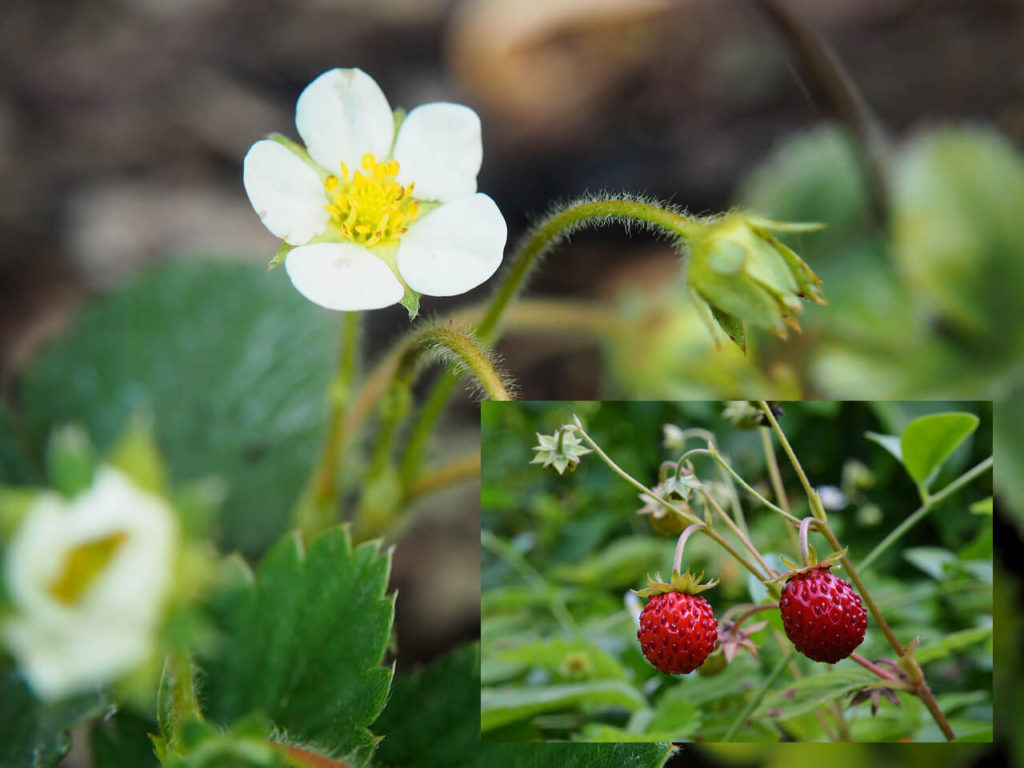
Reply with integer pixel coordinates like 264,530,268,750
243,68,507,314
2,468,178,700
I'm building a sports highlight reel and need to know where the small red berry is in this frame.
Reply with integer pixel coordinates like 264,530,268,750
780,567,867,663
638,591,718,674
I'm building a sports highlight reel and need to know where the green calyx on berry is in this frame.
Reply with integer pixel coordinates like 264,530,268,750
633,569,718,597
772,547,850,582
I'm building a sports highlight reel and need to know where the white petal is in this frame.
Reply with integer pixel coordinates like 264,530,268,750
295,68,394,174
393,103,482,203
397,194,506,297
243,140,328,245
285,242,405,311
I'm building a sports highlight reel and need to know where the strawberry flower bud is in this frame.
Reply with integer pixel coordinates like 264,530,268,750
687,214,825,348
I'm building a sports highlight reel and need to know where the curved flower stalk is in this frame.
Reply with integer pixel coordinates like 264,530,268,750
244,68,507,316
2,468,178,700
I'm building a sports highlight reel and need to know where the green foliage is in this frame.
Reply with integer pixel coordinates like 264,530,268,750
17,260,339,555
198,527,393,764
372,645,480,768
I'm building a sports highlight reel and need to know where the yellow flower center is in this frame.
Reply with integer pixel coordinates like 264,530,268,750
324,153,420,247
47,531,129,606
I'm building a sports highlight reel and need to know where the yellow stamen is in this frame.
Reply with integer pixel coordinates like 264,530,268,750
322,153,421,246
47,531,129,605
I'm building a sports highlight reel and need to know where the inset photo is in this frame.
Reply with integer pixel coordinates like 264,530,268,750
481,401,993,743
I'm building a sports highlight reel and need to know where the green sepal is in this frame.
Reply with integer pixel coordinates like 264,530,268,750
267,241,293,272
709,305,747,354
771,548,850,582
46,424,95,498
400,289,421,319
633,569,718,597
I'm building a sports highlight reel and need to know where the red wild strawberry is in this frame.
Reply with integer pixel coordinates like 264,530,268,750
637,590,718,674
780,566,867,663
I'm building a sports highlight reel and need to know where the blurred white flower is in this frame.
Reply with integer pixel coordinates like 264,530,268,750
2,469,177,700
816,484,849,511
244,68,507,313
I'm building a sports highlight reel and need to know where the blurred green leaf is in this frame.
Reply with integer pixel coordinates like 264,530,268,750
904,547,958,580
900,413,979,486
0,405,36,485
0,664,109,768
45,425,95,497
645,689,701,740
18,261,339,555
552,536,671,589
753,668,875,721
373,645,479,768
969,498,993,516
198,528,393,764
914,625,993,665
497,638,627,682
893,128,1024,342
865,431,902,464
481,680,647,732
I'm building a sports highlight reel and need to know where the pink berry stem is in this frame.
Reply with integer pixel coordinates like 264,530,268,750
848,652,906,685
672,523,706,575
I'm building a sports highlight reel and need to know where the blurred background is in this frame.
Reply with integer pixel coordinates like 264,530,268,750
0,0,1021,764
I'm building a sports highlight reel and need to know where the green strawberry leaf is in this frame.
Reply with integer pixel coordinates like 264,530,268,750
198,527,393,764
900,412,979,486
0,404,36,485
17,260,340,556
372,644,479,768
89,711,161,768
0,664,109,768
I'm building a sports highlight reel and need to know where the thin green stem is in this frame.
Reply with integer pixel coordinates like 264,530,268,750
699,487,778,579
679,446,802,526
859,456,992,572
399,196,705,483
482,529,576,633
570,419,770,584
295,311,360,541
758,401,826,521
761,426,800,552
723,649,792,742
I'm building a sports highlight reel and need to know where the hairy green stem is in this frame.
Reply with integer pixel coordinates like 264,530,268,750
859,456,993,572
399,196,705,483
